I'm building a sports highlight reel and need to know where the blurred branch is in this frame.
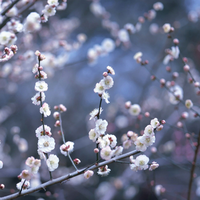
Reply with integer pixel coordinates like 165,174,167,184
0,149,140,200
187,130,200,200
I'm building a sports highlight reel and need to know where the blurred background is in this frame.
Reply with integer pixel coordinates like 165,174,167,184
1,0,200,199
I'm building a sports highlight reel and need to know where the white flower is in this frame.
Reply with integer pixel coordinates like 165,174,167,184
104,134,117,148
40,103,51,117
130,163,138,172
135,155,149,170
107,66,115,75
102,91,110,104
38,135,55,153
155,185,165,196
16,179,30,190
134,136,147,152
95,119,108,135
35,125,52,137
100,146,113,160
31,92,45,106
153,2,164,11
169,85,183,104
20,169,32,180
101,38,115,53
101,76,114,89
163,23,171,33
84,170,94,179
87,48,98,61
97,137,109,149
113,146,123,156
89,108,103,120
46,154,59,172
88,129,99,142
32,64,39,74
118,29,129,42
97,165,111,176
35,81,48,92
123,140,132,149
185,99,193,109
0,31,12,45
133,52,142,60
60,141,74,156
163,46,180,65
94,82,105,94
150,118,160,128
141,134,155,147
0,160,3,169
149,161,159,171
43,5,56,17
129,104,141,116
144,125,154,136
23,12,41,33
48,0,59,6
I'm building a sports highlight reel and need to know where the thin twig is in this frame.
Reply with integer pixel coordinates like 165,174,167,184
187,130,200,200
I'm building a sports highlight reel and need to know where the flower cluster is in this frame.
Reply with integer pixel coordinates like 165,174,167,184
93,66,115,104
0,45,18,62
16,156,41,190
31,51,59,172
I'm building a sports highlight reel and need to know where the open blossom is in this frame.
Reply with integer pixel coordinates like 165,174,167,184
141,134,155,147
46,154,59,172
38,135,55,153
153,2,164,11
101,38,115,53
107,66,115,75
163,23,171,33
0,31,16,46
134,136,147,152
113,146,123,156
19,170,32,180
149,161,159,171
95,119,108,135
163,46,180,65
102,91,110,104
31,92,45,105
101,76,114,89
100,146,113,160
150,118,160,128
43,5,56,17
118,29,130,42
129,104,141,116
94,82,105,94
97,165,111,176
16,179,30,190
104,134,117,148
169,85,183,104
40,103,51,117
23,12,41,33
84,170,94,179
89,129,99,142
35,125,52,137
144,125,154,136
60,141,74,156
185,99,193,109
123,139,132,149
89,108,103,120
35,81,48,92
135,155,149,170
48,0,59,6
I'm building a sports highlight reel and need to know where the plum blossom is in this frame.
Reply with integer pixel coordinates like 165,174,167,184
60,141,74,156
35,125,52,137
46,154,59,171
163,46,180,65
84,170,94,179
130,155,149,172
101,76,114,89
150,118,160,128
31,92,45,105
40,103,51,117
129,104,141,116
95,119,108,135
35,81,48,92
16,179,30,190
97,165,111,176
38,135,55,153
89,129,99,142
101,38,115,53
89,108,103,120
100,146,113,160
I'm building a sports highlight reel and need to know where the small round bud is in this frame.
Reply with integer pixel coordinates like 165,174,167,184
170,27,174,32
181,112,189,119
183,57,188,63
46,191,51,197
54,120,60,127
183,65,190,72
73,158,81,165
103,72,108,77
185,133,190,139
57,130,61,135
0,184,5,189
53,112,60,120
138,16,145,23
166,66,171,72
160,78,166,87
177,121,183,128
172,72,179,79
54,105,59,110
144,112,150,117
35,50,41,56
125,101,131,109
151,147,157,153
151,75,156,81
156,125,163,131
144,60,149,65
127,131,134,137
173,38,179,45
59,104,67,112
194,82,200,87
39,54,46,61
94,148,99,153
38,66,43,71
160,120,166,124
